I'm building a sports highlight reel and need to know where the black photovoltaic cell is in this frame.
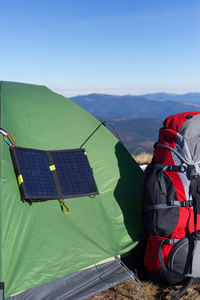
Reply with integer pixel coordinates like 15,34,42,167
10,147,98,203
15,149,57,197
52,151,97,196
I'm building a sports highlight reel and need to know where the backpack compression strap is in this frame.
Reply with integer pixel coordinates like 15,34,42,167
148,200,193,210
158,238,179,271
156,164,186,195
147,163,193,210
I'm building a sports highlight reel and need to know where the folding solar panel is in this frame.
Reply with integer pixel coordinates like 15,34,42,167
10,147,99,204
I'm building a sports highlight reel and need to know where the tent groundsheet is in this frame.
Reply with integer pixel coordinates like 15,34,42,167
6,257,142,300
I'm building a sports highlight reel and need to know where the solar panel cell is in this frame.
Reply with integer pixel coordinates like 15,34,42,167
15,149,58,197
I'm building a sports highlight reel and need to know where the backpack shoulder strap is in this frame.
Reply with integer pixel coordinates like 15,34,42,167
189,165,200,231
162,277,194,299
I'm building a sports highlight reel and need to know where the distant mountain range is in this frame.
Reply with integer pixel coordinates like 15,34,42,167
69,93,200,154
70,93,200,120
97,117,163,154
141,92,200,104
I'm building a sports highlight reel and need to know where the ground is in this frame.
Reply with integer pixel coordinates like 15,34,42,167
87,280,200,299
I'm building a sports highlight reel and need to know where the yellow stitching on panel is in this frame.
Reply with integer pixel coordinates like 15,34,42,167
18,175,23,186
49,165,56,171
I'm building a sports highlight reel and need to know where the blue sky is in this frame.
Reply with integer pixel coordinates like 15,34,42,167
1,0,200,97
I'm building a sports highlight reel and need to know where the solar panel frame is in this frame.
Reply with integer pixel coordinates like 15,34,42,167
10,147,99,204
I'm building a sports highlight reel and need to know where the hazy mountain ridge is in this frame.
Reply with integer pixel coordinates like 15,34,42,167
141,92,200,104
70,93,200,120
70,93,200,153
96,117,163,154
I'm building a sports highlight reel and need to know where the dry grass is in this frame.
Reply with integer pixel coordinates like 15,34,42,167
87,280,200,299
133,152,153,165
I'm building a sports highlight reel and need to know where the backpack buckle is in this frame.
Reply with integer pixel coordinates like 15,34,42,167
181,200,193,207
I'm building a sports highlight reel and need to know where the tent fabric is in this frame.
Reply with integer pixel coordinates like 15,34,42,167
6,258,136,300
0,81,144,299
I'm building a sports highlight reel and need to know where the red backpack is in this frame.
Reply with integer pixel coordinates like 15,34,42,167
142,112,200,298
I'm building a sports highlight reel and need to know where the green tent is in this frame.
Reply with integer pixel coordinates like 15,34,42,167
0,81,144,299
